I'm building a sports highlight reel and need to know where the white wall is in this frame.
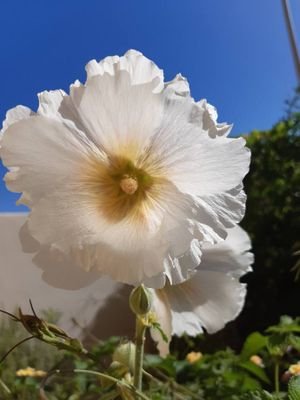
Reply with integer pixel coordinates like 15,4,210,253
0,214,134,339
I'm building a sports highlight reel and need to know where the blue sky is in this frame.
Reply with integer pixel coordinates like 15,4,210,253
0,0,298,211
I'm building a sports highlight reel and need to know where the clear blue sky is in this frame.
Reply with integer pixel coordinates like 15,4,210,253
0,0,298,211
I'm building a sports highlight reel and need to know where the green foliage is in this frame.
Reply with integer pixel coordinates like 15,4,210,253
144,316,300,400
238,390,275,400
241,332,268,360
1,313,300,399
239,111,300,338
288,376,300,400
266,316,300,357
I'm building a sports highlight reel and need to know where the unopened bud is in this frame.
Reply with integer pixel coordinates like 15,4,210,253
113,342,136,372
129,285,152,316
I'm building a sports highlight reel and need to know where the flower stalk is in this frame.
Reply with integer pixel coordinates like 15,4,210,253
134,316,147,391
274,359,280,398
129,285,152,392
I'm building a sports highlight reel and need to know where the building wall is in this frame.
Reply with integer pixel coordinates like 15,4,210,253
0,214,134,340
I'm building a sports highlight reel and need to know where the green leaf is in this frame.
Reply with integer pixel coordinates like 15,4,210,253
267,316,300,334
239,390,274,400
240,375,262,392
151,321,168,343
144,354,163,368
144,354,179,377
239,361,271,384
289,335,300,351
288,375,300,400
267,333,287,356
241,332,268,360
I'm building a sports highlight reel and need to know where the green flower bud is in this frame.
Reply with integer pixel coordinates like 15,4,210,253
129,284,152,316
112,342,136,372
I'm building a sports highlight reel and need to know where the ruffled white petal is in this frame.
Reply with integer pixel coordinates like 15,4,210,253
70,71,163,155
197,185,247,232
167,270,246,335
142,186,244,288
0,115,102,206
190,99,233,138
85,49,164,93
145,94,250,197
26,182,201,285
150,269,246,349
144,240,202,289
200,225,253,278
164,74,190,98
1,105,33,133
146,187,247,288
40,75,168,161
37,90,66,119
150,225,253,353
37,85,92,136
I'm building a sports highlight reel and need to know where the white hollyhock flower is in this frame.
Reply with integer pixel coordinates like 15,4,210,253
150,225,253,356
0,50,250,286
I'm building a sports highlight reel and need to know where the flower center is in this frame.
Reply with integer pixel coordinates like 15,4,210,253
120,175,138,195
81,155,160,223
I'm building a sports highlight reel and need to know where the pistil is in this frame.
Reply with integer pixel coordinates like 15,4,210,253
120,175,138,195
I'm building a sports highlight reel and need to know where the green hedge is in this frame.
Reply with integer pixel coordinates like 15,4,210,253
239,110,300,338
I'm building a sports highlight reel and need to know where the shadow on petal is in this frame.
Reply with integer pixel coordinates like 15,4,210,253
19,221,101,290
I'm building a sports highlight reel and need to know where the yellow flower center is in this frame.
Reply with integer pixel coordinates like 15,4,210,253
80,154,164,223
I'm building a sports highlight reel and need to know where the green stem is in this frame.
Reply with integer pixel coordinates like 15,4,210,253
274,360,280,397
74,369,150,399
133,316,146,392
0,378,11,397
40,368,150,400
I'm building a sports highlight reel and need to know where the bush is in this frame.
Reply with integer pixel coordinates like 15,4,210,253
239,110,300,338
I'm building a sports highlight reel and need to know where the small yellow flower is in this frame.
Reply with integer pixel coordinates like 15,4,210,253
289,363,300,375
16,367,46,378
250,355,264,367
186,351,203,364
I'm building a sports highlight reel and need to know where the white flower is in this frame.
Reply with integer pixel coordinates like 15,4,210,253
0,50,250,286
150,225,253,356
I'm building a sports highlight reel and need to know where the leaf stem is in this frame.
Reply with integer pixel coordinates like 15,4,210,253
0,336,35,364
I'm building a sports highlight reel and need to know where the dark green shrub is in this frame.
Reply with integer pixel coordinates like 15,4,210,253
239,111,300,338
